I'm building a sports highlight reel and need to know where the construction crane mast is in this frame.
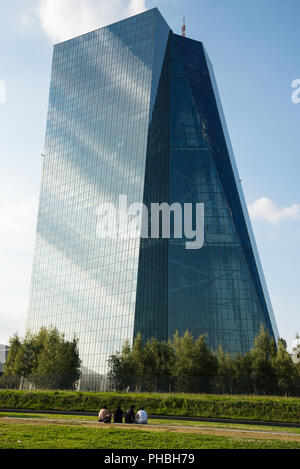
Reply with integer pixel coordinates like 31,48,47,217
182,16,186,37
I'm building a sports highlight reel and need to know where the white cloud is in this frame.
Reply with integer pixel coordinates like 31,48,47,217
37,0,147,43
248,197,300,224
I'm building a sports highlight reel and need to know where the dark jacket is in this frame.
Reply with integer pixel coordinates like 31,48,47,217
113,407,123,423
124,408,135,423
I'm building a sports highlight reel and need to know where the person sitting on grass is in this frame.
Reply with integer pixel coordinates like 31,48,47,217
135,407,148,424
112,405,124,423
124,405,135,424
98,406,111,423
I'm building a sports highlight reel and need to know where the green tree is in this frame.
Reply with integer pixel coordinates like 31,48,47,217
143,338,175,392
3,334,23,377
214,346,235,394
107,340,136,391
171,330,195,392
107,335,175,392
131,333,147,392
2,334,24,388
250,324,277,394
31,328,81,389
233,351,253,394
272,339,295,396
3,327,81,390
192,335,218,392
171,331,217,392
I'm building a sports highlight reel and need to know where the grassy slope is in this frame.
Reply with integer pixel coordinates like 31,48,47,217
0,390,299,423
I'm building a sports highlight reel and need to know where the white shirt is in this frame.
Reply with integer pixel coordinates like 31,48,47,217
136,409,148,423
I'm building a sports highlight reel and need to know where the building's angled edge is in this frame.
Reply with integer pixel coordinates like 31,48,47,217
202,47,279,341
173,34,279,342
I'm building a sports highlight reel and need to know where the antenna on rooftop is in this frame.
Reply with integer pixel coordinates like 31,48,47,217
182,16,186,37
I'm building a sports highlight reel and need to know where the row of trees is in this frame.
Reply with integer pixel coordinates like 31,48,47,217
1,327,81,390
108,327,300,396
1,325,299,395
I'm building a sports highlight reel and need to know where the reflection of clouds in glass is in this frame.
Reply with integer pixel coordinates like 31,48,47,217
45,26,155,198
43,15,170,215
27,10,171,376
46,106,143,188
32,142,141,374
90,28,151,111
28,232,137,371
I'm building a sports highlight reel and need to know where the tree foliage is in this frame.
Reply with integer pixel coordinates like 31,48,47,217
171,331,217,393
250,324,277,394
2,327,81,390
108,326,300,396
273,340,296,396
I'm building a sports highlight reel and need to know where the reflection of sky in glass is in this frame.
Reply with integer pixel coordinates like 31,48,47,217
134,31,279,356
26,7,278,378
204,48,279,342
27,9,170,376
166,34,279,352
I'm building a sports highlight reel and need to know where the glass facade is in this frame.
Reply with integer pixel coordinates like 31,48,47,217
27,9,279,386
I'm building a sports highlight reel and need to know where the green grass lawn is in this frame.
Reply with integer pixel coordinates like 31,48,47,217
1,422,300,449
1,411,300,435
1,413,300,449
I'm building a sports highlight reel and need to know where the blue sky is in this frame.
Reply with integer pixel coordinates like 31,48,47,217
0,0,299,350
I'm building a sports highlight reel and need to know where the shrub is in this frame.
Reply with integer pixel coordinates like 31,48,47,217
0,390,299,423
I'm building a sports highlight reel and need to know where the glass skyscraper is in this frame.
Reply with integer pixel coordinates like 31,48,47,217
27,8,279,387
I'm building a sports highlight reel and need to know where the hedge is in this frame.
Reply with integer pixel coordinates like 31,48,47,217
0,390,299,423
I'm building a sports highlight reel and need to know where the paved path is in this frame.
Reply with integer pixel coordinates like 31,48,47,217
1,408,300,429
1,414,300,442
